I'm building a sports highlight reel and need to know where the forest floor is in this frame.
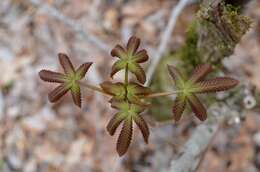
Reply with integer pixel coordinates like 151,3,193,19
0,0,259,172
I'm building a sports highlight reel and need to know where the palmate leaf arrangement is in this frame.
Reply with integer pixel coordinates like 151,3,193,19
39,36,239,156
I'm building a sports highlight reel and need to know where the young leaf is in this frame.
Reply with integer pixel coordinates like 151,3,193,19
133,115,149,143
188,64,212,83
100,81,126,101
70,83,82,107
117,117,133,156
58,53,75,74
187,93,207,121
39,53,92,108
107,113,126,136
111,60,127,78
133,50,149,63
39,70,67,83
172,95,186,121
194,77,239,93
167,65,185,88
127,83,151,106
168,64,239,121
100,82,151,106
128,62,146,84
111,45,127,59
127,36,140,55
110,36,149,84
107,101,149,156
48,84,70,102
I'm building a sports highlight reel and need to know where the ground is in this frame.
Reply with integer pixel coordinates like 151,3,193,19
0,0,259,172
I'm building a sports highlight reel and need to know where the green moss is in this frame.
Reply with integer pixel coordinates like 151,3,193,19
225,4,240,13
149,96,173,121
176,20,202,75
222,4,252,41
147,54,176,121
254,92,260,109
0,160,3,169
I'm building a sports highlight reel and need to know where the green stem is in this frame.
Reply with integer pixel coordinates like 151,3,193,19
125,64,128,86
78,81,110,96
143,91,182,98
124,64,129,102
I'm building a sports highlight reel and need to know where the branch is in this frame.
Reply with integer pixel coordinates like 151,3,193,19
168,124,218,172
145,0,193,86
165,104,226,172
161,0,252,171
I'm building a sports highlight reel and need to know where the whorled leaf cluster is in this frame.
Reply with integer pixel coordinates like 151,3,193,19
39,36,239,156
39,53,92,108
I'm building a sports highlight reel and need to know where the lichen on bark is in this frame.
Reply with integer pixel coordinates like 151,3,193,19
196,2,251,65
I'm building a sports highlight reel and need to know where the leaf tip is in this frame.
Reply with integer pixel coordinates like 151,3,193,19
58,52,68,61
111,45,126,58
73,98,82,108
38,70,46,80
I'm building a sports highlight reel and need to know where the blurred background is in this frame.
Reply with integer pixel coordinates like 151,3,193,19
0,0,259,172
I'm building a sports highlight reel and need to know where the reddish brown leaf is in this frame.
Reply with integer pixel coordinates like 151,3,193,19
40,53,93,107
75,62,93,79
168,64,239,122
187,94,207,121
100,81,125,98
195,77,239,93
110,60,126,78
127,94,148,106
133,115,149,143
110,100,123,110
106,113,126,136
116,118,133,156
58,53,75,74
130,104,146,114
127,83,151,95
127,36,140,55
167,65,185,85
48,84,70,103
133,49,149,63
128,63,146,84
71,84,81,108
172,95,186,122
189,64,212,83
111,45,127,59
39,70,66,83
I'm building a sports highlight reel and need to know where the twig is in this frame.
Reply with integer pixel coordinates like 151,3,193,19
146,0,250,170
166,121,219,172
164,103,229,172
143,91,182,98
145,0,193,86
78,81,108,96
27,0,111,53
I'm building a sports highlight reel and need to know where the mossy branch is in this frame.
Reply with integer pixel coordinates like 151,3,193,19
161,0,252,171
149,0,251,121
